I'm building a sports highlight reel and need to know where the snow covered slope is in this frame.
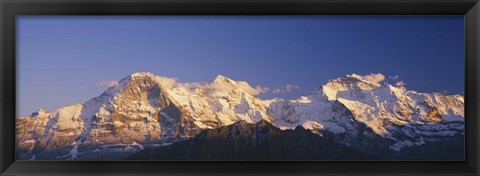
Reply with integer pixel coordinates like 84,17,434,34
265,74,464,151
16,72,275,159
17,73,200,159
16,72,464,160
161,74,275,127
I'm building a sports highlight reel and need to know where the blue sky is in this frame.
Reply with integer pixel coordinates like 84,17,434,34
17,16,464,116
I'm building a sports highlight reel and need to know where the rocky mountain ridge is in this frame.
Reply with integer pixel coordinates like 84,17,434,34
16,72,464,160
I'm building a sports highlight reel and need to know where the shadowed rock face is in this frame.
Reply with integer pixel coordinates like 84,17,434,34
87,74,200,144
16,74,201,160
128,119,463,160
127,120,379,160
16,73,464,160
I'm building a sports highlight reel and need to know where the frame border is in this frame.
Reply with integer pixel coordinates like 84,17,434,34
1,0,479,175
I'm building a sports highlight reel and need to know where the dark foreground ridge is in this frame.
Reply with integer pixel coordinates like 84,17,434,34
127,120,378,160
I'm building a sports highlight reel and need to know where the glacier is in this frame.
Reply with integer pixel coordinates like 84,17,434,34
15,72,464,160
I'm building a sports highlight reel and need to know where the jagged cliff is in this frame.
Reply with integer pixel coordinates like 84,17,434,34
16,72,464,160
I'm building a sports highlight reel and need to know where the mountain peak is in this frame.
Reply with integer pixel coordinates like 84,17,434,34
103,72,159,97
130,72,155,79
323,73,385,88
31,108,47,118
313,73,384,100
346,73,366,81
16,71,465,160
116,72,155,85
212,75,236,85
215,74,227,79
341,74,383,86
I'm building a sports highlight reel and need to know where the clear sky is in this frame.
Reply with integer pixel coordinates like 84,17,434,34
17,16,464,116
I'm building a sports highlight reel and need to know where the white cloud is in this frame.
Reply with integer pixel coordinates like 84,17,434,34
96,80,119,88
152,76,178,89
359,73,385,84
272,84,301,94
178,82,206,91
285,84,301,92
395,81,407,87
80,85,86,90
389,75,399,80
272,88,282,94
236,81,270,95
205,79,270,96
151,75,210,93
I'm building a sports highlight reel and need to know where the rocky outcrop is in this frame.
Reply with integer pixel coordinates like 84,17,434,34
16,72,464,160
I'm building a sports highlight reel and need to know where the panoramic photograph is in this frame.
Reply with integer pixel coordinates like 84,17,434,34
15,16,464,160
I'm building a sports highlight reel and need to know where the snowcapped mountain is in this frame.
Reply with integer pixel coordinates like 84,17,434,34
15,72,464,160
265,74,464,153
17,72,199,159
163,74,274,127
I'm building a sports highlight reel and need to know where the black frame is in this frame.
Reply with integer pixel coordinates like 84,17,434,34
1,0,479,175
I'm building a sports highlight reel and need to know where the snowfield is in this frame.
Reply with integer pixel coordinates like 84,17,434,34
16,72,464,160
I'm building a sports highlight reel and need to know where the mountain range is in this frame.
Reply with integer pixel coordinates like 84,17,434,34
16,72,464,160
